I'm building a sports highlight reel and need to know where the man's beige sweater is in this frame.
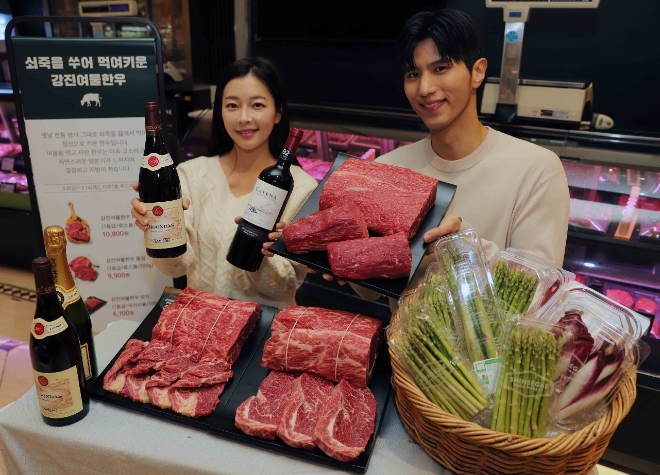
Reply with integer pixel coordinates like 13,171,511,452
151,155,318,309
354,127,570,303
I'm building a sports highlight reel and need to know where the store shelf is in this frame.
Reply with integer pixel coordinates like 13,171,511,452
567,230,660,254
0,192,30,211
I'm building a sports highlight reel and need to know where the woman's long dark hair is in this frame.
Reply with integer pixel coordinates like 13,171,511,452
207,57,292,161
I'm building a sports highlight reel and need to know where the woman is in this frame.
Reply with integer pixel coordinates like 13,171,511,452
131,57,318,308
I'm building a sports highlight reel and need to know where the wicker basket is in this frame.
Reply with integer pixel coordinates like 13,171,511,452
389,310,638,475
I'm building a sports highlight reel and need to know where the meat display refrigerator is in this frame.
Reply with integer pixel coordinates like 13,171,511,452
0,82,39,269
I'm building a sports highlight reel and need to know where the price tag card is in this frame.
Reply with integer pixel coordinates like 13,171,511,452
0,182,16,193
0,157,15,172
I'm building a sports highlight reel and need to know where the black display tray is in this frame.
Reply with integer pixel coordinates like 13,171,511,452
89,287,391,474
269,152,457,299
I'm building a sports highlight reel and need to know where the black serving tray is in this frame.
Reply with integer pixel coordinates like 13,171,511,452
88,287,276,432
269,152,457,299
89,287,391,474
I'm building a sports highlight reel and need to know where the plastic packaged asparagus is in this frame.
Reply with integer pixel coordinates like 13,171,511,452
387,297,489,421
433,229,504,394
490,248,575,320
535,286,649,430
489,317,566,438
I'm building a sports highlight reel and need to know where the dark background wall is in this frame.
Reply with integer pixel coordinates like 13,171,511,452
250,0,660,133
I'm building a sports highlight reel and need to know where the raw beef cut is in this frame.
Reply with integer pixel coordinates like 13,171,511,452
262,306,382,387
65,222,90,242
282,199,368,253
151,287,260,363
103,339,148,394
605,289,634,308
327,232,412,280
634,297,658,316
125,340,177,375
144,354,198,409
124,374,151,403
83,296,105,312
318,158,437,239
313,379,377,462
276,373,335,450
235,371,297,440
69,255,97,281
169,384,227,418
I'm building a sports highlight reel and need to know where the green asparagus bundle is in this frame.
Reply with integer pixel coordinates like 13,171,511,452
389,301,488,420
490,327,563,437
423,272,455,331
493,260,539,323
440,245,500,364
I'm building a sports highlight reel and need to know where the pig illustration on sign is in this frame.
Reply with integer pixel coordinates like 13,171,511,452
80,93,101,107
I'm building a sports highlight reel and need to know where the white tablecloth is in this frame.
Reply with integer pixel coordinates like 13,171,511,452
0,321,617,475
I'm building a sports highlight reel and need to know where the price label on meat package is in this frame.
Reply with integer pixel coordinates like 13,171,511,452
242,179,288,230
474,357,501,395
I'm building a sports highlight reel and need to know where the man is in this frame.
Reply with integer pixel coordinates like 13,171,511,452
311,8,570,302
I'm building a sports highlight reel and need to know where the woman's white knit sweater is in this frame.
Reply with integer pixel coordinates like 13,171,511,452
151,155,318,309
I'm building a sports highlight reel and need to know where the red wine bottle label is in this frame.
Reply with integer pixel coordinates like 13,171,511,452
242,179,288,230
33,367,84,419
31,317,69,340
140,152,174,172
55,284,81,310
143,198,187,250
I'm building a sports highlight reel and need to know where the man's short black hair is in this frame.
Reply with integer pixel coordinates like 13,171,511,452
397,8,484,72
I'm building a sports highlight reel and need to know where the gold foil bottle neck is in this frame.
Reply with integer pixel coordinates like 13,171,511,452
44,226,67,256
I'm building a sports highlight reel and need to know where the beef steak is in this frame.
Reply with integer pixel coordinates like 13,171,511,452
152,287,260,363
276,373,335,450
235,371,297,440
282,199,369,253
103,339,148,394
261,306,382,387
318,158,437,239
327,232,412,280
312,379,377,462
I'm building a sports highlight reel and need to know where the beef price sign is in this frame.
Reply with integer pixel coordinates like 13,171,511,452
12,37,171,329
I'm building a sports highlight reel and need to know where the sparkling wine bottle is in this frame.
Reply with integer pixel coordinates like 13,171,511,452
30,257,89,426
226,128,304,271
44,225,98,381
138,102,187,258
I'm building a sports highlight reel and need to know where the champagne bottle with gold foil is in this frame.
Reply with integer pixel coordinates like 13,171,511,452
44,226,98,381
30,257,89,426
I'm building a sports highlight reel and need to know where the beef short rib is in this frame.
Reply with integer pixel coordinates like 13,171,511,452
235,371,297,440
313,379,377,462
319,158,437,239
276,373,335,450
261,306,381,387
327,232,412,280
282,199,369,253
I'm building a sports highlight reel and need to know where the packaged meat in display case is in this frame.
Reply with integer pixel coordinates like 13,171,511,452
282,199,369,253
568,199,616,234
638,215,660,245
601,281,659,337
261,306,382,387
490,248,575,320
327,232,412,280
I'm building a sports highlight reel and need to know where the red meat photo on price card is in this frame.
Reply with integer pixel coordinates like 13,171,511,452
65,202,91,244
69,255,99,282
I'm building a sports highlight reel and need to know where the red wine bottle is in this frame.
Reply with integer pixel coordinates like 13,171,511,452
138,102,187,258
226,128,304,271
30,257,89,427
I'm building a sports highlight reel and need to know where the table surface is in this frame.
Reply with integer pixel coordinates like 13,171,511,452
0,320,622,475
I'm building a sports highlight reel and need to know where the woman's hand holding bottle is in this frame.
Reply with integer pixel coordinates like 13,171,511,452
131,182,191,233
233,216,284,257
